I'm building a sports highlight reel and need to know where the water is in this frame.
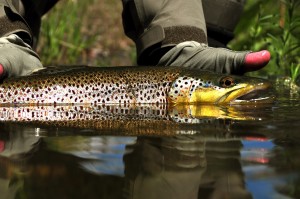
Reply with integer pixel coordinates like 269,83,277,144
0,89,299,199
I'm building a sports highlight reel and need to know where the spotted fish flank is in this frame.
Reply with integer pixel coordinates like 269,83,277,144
0,66,274,105
0,67,178,105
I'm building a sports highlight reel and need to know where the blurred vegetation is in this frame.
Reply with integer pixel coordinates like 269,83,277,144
37,0,299,82
36,0,135,66
229,0,300,82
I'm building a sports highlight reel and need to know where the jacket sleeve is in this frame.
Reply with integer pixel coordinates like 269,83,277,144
0,0,32,45
122,0,208,65
0,0,59,48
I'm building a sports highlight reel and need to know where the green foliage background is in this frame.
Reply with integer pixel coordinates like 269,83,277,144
36,0,135,67
229,0,300,79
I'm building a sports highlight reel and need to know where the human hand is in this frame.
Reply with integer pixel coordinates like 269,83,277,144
158,41,270,75
0,34,43,79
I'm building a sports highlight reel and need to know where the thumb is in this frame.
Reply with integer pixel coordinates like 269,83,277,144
243,50,271,72
0,64,4,78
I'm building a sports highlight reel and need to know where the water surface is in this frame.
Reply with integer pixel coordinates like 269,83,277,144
0,89,299,199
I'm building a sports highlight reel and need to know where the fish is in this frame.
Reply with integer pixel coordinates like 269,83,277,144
0,66,274,105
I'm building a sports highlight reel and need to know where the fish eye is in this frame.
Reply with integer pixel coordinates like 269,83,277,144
220,76,235,88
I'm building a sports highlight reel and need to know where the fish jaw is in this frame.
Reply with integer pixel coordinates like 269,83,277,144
217,82,275,104
186,82,274,105
228,82,275,104
188,85,245,104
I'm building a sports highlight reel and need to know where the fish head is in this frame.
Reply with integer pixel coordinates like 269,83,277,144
168,70,274,104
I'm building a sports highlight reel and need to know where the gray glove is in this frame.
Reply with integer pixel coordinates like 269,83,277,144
158,41,249,75
0,34,43,79
158,41,272,75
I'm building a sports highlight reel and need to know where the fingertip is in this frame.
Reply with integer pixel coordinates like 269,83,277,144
244,50,271,72
0,64,4,77
260,50,271,62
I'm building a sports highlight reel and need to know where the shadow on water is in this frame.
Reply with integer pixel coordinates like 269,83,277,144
0,90,299,199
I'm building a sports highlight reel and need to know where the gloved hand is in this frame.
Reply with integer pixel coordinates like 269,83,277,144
122,0,271,75
0,34,43,79
158,41,270,75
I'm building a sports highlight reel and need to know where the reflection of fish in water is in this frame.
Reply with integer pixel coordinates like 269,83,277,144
0,66,274,105
0,104,271,136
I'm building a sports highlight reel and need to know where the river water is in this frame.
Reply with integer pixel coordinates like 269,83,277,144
0,87,299,199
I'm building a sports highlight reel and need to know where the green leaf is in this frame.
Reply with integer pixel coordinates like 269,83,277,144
259,14,276,21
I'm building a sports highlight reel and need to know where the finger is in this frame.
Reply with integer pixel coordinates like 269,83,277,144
0,64,4,77
243,50,271,72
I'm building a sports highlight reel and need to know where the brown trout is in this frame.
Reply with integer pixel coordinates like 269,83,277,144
0,66,274,105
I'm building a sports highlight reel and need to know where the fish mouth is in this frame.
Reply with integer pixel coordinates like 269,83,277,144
216,82,275,104
230,83,275,104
